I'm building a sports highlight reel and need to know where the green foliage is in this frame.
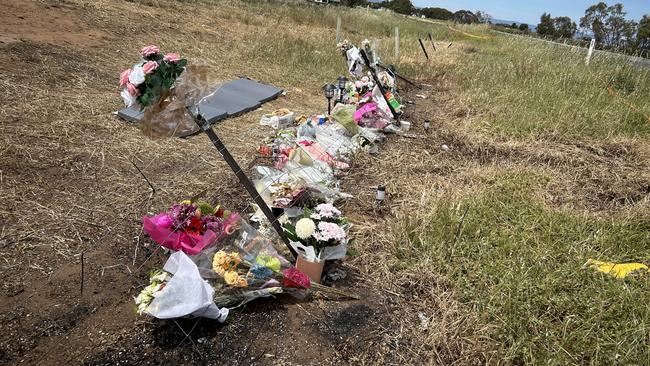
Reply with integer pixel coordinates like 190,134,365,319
554,16,577,39
580,2,639,52
135,52,187,110
639,15,650,56
536,13,555,38
395,173,650,363
454,10,479,24
196,201,214,215
383,0,414,15
420,7,453,21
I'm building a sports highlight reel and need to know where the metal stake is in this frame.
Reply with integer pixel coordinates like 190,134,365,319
359,49,400,121
191,110,297,260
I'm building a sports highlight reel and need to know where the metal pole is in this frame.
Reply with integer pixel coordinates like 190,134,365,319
428,33,436,51
360,49,399,121
376,62,420,88
191,111,298,260
418,38,429,59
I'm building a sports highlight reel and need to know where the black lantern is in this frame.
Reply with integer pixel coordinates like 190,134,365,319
324,84,336,115
337,76,348,103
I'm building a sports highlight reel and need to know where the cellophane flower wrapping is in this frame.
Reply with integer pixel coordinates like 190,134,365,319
282,203,349,262
139,64,226,138
142,201,240,255
144,251,229,321
190,219,310,308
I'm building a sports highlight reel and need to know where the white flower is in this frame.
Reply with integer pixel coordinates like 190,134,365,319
278,214,290,226
295,218,316,239
129,65,146,85
121,88,137,107
149,270,171,283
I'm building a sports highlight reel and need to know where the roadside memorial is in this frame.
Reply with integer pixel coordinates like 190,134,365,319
121,38,417,320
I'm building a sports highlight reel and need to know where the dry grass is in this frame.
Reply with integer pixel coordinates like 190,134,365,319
1,0,649,364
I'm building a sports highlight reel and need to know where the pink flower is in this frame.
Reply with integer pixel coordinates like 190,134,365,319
142,61,158,74
154,214,173,229
163,53,181,63
282,268,311,289
119,68,131,87
141,45,160,57
313,222,346,242
126,82,139,96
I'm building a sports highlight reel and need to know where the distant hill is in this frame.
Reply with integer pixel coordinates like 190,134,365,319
492,18,537,32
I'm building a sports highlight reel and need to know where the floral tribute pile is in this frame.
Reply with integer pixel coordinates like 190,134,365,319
251,38,409,283
126,38,408,321
136,200,313,320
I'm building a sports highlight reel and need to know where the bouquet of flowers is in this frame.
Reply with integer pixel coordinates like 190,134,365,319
134,251,229,321
142,200,240,255
119,45,187,109
336,39,353,56
282,203,349,262
210,249,311,307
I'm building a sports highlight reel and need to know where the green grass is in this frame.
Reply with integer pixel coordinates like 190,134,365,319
452,35,650,139
395,173,650,364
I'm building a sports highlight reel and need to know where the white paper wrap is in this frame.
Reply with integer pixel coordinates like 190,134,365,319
146,251,229,321
346,47,364,77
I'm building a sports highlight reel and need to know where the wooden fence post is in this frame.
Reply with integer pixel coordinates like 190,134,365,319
395,27,399,58
336,17,341,44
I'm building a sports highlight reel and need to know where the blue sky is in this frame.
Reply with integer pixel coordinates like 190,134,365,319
411,1,648,25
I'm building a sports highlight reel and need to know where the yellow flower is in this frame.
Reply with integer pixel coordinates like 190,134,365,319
224,270,248,287
236,277,248,287
227,252,242,268
212,251,229,275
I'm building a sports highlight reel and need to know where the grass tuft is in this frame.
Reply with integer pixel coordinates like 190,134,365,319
394,172,650,364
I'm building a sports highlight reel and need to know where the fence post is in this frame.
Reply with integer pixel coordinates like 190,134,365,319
336,17,341,44
395,27,399,58
585,38,595,65
418,38,429,59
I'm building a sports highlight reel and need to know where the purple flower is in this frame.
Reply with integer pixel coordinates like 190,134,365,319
314,203,341,219
202,215,223,232
169,202,198,230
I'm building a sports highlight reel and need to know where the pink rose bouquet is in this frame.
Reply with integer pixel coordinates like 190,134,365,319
119,44,187,109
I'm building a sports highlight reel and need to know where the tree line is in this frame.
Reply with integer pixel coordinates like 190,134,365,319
338,0,648,57
536,2,649,56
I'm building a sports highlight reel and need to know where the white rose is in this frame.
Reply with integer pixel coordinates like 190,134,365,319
121,88,137,107
129,65,146,85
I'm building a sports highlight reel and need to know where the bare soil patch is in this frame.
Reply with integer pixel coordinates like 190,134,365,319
0,0,106,47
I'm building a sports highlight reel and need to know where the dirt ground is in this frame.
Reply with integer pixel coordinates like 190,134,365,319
1,1,649,365
0,1,471,364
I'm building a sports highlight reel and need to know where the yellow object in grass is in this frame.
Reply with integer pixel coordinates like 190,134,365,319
586,259,649,279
